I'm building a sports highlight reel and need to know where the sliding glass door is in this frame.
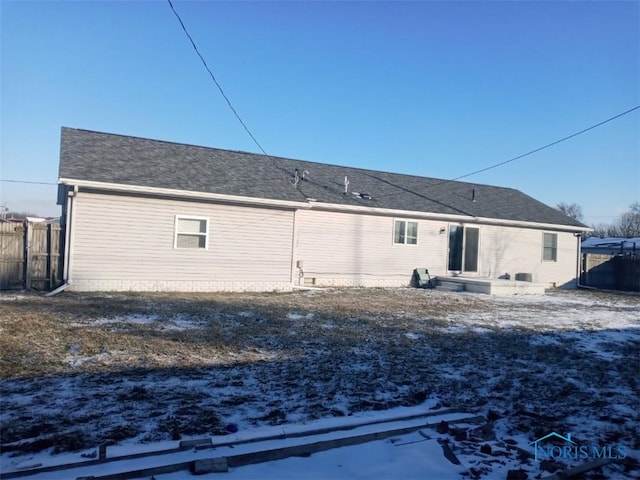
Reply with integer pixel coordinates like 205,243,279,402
448,225,479,273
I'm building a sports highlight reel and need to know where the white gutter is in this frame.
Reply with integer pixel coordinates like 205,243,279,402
58,178,590,233
58,178,310,210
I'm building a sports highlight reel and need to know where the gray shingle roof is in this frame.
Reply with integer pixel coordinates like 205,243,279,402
59,127,586,228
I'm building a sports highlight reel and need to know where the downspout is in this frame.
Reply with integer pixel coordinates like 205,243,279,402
575,232,597,290
575,232,582,288
289,209,300,288
63,185,77,282
47,185,76,296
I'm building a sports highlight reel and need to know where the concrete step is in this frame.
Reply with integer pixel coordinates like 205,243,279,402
436,281,465,292
436,286,463,292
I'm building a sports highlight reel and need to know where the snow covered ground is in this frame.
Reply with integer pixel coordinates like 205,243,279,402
1,288,638,479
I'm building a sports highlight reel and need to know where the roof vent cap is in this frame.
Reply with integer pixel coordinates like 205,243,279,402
353,192,371,199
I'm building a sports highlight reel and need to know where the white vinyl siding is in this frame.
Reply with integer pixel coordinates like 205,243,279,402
296,210,577,287
542,232,558,262
478,226,575,286
70,192,294,289
175,216,208,249
295,210,445,286
394,220,418,245
68,191,580,291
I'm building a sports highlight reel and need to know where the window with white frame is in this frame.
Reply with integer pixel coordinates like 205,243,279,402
542,232,557,261
394,220,418,245
175,216,208,249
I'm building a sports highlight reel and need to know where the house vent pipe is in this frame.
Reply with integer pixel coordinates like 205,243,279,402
344,176,349,194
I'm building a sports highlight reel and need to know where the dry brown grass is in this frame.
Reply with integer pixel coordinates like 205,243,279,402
0,288,490,379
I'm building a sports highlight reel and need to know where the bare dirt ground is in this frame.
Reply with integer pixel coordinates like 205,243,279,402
1,288,638,479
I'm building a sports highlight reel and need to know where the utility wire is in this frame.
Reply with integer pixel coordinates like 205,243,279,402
3,103,637,191
168,1,639,197
0,179,57,185
429,105,640,189
167,0,267,155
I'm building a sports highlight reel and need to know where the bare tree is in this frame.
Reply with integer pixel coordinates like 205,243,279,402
556,202,584,222
588,223,610,238
614,204,640,237
588,202,640,238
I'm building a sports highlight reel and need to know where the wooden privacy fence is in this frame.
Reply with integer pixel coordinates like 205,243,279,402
0,221,62,291
581,253,640,292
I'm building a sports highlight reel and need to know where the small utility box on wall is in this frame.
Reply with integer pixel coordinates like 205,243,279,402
515,273,533,282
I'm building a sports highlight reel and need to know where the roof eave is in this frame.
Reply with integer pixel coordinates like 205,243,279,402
59,178,591,232
58,178,310,210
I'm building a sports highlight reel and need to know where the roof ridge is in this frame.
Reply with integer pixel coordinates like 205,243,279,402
61,126,262,158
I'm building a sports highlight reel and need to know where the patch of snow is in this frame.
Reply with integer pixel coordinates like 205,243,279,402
222,432,464,480
2,409,471,480
287,312,315,320
404,332,422,340
161,314,208,331
439,325,469,334
87,313,160,326
66,352,111,368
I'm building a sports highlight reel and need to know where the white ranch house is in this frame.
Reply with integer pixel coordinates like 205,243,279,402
57,127,588,292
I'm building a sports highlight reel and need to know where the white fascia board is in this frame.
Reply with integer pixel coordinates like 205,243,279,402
58,178,310,210
471,215,591,233
307,201,591,233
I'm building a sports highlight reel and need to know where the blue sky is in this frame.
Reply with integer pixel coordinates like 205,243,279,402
1,0,638,224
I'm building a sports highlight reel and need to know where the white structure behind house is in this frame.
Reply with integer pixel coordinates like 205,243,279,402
581,237,639,256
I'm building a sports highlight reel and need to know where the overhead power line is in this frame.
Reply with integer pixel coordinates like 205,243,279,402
0,179,57,185
435,105,640,188
3,105,637,194
167,0,267,155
